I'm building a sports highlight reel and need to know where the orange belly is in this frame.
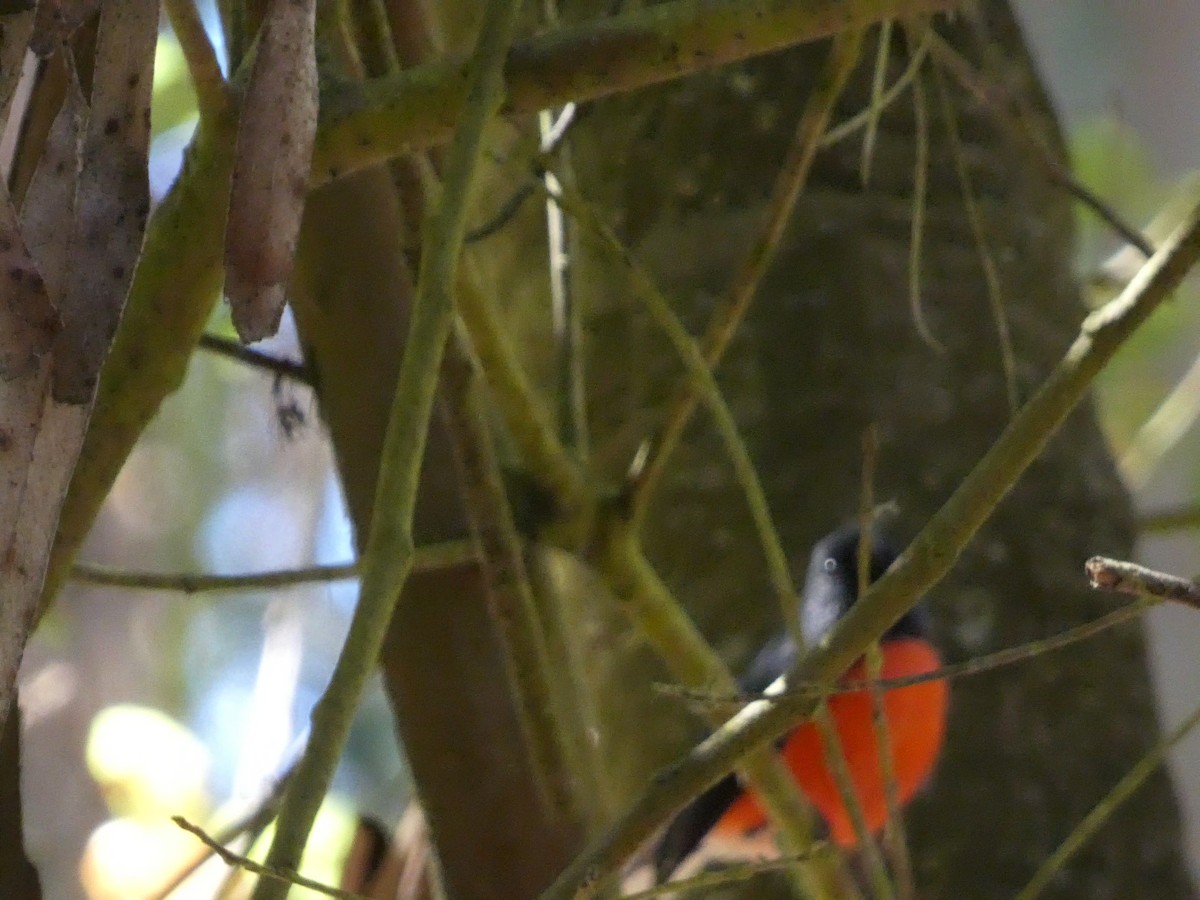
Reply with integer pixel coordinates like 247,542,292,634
714,638,947,845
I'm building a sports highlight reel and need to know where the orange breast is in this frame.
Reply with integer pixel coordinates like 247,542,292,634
715,638,947,845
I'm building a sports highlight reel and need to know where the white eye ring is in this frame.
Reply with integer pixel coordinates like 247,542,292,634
823,558,837,572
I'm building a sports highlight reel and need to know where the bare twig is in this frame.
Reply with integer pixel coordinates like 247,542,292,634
860,430,914,900
70,539,477,594
197,333,312,384
622,850,829,899
925,32,1153,260
906,60,941,351
821,28,931,149
440,330,575,816
1085,556,1200,609
663,600,1152,709
173,817,369,900
813,699,893,899
150,766,295,900
1120,350,1200,489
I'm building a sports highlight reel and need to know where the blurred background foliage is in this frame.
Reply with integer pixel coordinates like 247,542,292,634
17,1,1200,897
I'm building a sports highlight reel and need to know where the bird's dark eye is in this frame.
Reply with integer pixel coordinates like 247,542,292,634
824,558,837,572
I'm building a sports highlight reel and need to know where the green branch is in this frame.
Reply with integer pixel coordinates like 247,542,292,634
311,0,957,184
540,191,1200,900
595,529,831,897
250,0,527,893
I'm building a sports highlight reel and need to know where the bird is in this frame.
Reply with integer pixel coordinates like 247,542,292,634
652,524,948,882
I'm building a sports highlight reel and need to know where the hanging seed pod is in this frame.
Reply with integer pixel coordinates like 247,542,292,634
223,0,318,343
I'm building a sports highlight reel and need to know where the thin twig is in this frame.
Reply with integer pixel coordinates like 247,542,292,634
70,539,477,594
1014,695,1200,900
250,0,526,893
455,260,590,530
662,599,1152,710
629,31,865,518
1085,556,1200,608
931,59,1018,413
622,850,829,899
540,184,1200,900
860,20,892,187
1138,504,1200,533
150,766,295,900
860,430,914,900
164,0,230,119
1119,350,1200,489
925,32,1153,260
907,60,942,351
173,817,369,900
548,182,803,645
813,700,893,899
821,28,931,149
599,534,833,898
464,182,537,243
198,333,312,384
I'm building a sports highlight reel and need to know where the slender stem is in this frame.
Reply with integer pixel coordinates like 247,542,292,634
174,817,369,900
859,429,914,900
629,30,864,517
906,59,941,351
821,28,930,150
540,189,1200,900
665,599,1153,710
549,182,802,645
859,20,892,187
197,333,312,384
249,0,526,893
926,32,1153,260
165,0,230,119
1138,504,1200,532
312,0,957,184
70,540,476,594
597,532,832,899
622,851,829,899
455,261,589,531
1085,556,1200,608
812,700,893,899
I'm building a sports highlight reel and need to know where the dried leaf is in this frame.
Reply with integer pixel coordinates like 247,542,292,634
0,190,58,379
0,7,35,124
51,0,157,403
0,0,156,736
21,57,83,300
224,0,318,342
29,0,99,57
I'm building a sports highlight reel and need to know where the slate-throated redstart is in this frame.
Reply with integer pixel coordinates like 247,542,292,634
653,524,948,881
